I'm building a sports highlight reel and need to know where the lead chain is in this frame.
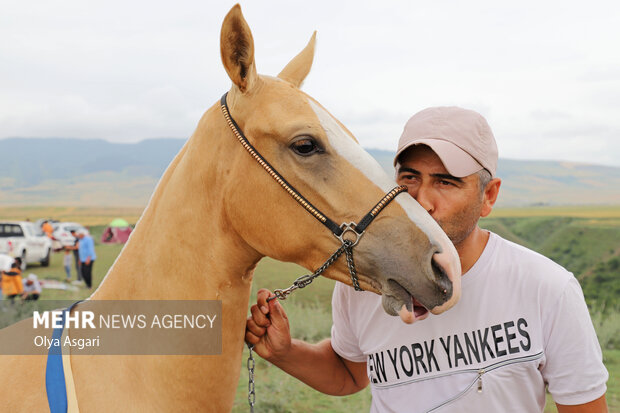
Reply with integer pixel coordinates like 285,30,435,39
248,239,357,411
344,244,362,291
247,344,256,412
268,240,351,302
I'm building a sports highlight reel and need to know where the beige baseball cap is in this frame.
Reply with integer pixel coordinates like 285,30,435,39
394,106,498,178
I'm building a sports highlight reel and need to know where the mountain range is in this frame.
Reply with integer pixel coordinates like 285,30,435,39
1,137,618,207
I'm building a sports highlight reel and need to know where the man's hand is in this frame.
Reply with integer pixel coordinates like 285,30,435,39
85,257,91,265
245,289,292,362
245,288,369,396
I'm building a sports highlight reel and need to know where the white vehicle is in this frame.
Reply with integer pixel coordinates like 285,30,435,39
0,221,52,270
52,222,87,248
0,253,12,272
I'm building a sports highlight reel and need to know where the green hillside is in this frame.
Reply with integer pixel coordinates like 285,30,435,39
480,215,620,310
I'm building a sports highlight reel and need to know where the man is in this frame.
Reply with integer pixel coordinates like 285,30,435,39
21,273,41,301
77,230,96,289
245,107,608,412
69,229,82,281
1,257,23,302
41,220,54,239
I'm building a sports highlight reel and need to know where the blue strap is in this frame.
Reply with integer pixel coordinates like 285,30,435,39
45,310,68,413
45,300,83,413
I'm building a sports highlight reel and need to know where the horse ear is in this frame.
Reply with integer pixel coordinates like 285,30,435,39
277,32,316,88
220,4,258,93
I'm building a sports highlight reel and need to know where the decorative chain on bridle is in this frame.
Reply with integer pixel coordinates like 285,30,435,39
220,93,406,412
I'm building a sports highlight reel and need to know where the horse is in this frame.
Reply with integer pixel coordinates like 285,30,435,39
0,5,461,412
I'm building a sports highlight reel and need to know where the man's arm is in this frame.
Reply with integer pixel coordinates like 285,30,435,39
2,270,20,276
542,277,609,411
245,289,369,396
557,394,608,413
271,338,369,396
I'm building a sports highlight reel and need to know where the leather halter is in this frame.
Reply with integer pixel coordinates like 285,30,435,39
220,93,407,290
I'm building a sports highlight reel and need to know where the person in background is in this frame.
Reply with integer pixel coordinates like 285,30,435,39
77,230,96,289
41,220,54,239
21,274,41,301
63,247,72,282
1,257,23,302
69,229,82,281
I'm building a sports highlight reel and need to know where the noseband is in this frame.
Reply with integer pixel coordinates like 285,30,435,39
220,93,406,294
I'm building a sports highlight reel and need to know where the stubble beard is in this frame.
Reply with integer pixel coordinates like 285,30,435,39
436,197,483,248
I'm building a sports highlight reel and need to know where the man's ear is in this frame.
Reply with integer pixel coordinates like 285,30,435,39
480,178,501,218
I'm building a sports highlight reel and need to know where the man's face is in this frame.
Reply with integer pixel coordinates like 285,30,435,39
396,145,484,247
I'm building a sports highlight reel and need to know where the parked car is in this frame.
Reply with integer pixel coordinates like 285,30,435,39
0,221,52,270
0,253,12,272
52,222,87,248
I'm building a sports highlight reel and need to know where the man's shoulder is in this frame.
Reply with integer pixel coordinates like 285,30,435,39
492,232,565,267
489,232,574,287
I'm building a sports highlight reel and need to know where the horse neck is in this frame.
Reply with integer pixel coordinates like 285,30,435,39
92,104,261,301
73,104,264,410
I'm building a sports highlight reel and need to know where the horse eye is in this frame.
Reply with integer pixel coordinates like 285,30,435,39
291,138,321,156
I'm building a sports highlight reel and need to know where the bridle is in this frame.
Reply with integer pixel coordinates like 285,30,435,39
220,92,407,412
220,92,407,292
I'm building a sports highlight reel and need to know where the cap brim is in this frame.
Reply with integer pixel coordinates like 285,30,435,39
394,139,484,178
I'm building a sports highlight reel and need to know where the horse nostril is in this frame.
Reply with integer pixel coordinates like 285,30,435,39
431,254,452,296
431,258,445,279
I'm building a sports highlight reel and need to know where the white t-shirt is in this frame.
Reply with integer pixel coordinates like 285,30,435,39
23,278,42,294
331,232,608,413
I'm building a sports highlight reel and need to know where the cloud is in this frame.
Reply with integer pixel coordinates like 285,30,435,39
1,0,619,166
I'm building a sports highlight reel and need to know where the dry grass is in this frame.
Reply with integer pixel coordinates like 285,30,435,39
3,205,619,227
0,206,144,226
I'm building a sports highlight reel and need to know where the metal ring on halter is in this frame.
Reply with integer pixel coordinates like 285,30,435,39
334,222,365,247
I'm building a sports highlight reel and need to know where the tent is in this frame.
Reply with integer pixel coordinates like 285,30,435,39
101,218,132,244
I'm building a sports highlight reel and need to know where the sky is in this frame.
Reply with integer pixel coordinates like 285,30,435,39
1,0,619,166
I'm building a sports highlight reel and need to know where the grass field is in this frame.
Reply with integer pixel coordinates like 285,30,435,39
1,206,619,412
2,204,619,226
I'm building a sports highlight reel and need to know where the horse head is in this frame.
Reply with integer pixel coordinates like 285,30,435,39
216,5,461,322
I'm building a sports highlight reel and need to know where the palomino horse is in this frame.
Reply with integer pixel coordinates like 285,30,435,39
0,5,461,412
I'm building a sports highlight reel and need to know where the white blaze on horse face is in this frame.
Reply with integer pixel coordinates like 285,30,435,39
307,99,447,245
307,99,461,307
